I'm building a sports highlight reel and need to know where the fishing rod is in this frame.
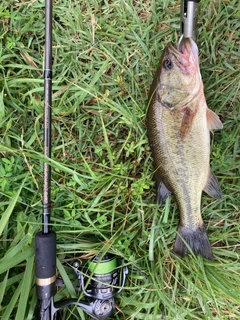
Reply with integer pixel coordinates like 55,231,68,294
35,0,56,318
35,1,128,319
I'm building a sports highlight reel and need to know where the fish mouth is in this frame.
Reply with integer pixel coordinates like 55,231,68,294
179,37,198,57
165,38,198,72
166,38,198,58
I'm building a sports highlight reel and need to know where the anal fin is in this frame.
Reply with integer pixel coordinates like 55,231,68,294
204,171,222,199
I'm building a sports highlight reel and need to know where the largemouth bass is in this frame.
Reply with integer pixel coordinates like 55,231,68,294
146,38,223,260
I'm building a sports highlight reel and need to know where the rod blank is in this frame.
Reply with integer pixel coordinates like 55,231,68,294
43,0,53,234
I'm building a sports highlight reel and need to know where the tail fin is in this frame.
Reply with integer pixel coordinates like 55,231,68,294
173,224,213,260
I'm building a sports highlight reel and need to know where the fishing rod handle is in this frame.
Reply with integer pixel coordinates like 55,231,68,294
35,231,56,300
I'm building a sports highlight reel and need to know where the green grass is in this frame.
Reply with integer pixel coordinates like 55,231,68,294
0,0,239,319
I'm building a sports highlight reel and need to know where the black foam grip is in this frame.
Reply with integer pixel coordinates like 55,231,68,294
35,231,56,279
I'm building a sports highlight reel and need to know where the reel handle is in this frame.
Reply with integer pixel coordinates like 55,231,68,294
54,298,115,320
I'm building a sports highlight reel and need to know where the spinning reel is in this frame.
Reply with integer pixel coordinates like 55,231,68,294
35,244,128,320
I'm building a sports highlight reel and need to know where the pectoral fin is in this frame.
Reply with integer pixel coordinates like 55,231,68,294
206,108,223,131
203,171,222,199
180,107,197,139
156,181,172,205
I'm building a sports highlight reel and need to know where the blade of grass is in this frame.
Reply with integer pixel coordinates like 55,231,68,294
15,255,34,320
0,178,25,237
0,270,9,305
0,246,34,274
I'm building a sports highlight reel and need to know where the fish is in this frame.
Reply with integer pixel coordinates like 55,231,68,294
146,38,223,260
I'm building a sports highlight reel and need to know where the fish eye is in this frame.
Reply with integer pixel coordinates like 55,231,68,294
163,59,173,70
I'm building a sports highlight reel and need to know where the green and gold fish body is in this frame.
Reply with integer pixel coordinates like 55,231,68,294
147,38,222,260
